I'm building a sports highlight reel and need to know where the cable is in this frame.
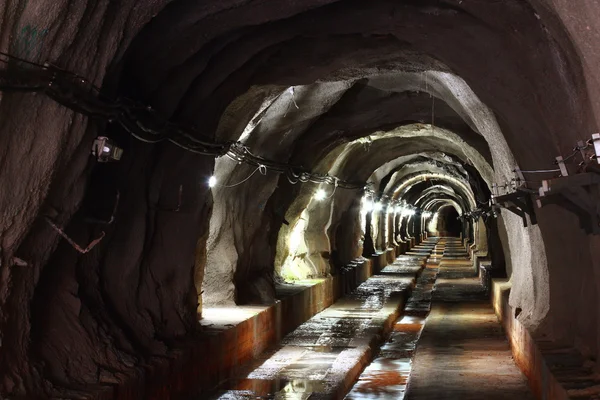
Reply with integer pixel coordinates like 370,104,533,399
218,165,267,188
0,51,365,191
326,178,339,199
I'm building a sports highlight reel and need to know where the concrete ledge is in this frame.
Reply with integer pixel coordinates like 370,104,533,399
397,241,410,254
103,251,397,399
491,279,569,400
478,260,493,295
371,249,392,272
333,290,410,398
385,247,397,264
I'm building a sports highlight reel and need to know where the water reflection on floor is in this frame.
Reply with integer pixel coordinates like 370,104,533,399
345,242,441,400
345,314,427,399
209,240,439,399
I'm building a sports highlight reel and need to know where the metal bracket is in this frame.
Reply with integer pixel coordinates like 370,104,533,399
592,133,600,164
556,156,569,177
537,172,600,234
514,169,527,189
493,189,537,227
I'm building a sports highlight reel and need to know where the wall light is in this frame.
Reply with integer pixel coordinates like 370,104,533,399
91,136,123,162
208,176,217,188
314,189,327,201
362,197,374,213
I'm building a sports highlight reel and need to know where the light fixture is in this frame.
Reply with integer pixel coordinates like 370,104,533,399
422,211,432,218
314,189,327,201
395,205,403,213
91,136,123,162
403,209,416,216
373,202,383,212
208,176,217,188
361,197,374,213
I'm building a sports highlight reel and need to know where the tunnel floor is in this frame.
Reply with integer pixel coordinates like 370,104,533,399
402,241,534,400
208,238,533,399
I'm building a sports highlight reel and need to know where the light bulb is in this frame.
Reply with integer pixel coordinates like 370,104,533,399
314,189,327,201
208,176,217,188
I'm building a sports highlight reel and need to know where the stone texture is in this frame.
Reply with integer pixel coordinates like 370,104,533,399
0,0,599,397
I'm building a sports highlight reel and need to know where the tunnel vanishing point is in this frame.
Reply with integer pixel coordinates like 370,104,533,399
2,1,600,399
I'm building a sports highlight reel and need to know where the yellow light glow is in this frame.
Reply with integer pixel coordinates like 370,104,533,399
288,218,307,253
208,176,217,187
314,189,327,201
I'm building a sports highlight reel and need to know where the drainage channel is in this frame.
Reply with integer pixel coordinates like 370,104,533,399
207,240,437,399
345,237,445,399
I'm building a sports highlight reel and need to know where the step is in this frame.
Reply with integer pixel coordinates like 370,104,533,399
208,265,424,399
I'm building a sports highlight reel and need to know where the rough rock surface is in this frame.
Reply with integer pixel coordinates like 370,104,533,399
0,0,600,397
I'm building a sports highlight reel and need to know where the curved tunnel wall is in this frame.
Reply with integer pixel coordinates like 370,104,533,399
1,0,600,396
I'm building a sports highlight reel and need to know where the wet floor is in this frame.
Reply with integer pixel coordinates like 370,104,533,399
348,237,533,400
207,238,533,399
346,240,441,399
404,238,534,400
208,240,437,399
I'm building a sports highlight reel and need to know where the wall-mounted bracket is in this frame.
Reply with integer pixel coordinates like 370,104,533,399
492,189,537,227
537,172,600,234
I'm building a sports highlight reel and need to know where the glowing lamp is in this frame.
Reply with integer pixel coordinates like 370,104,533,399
314,189,327,201
208,176,217,188
91,136,123,162
403,209,416,216
362,197,374,213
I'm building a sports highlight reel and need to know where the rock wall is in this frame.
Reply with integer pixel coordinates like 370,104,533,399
0,0,599,397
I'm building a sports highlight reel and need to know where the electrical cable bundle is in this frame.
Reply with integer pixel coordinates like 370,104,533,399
0,51,363,189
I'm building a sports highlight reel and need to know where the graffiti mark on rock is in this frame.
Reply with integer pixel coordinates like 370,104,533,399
13,25,49,61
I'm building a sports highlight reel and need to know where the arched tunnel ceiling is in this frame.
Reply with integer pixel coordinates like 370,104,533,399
147,0,546,319
372,153,470,191
389,172,477,221
5,0,600,397
403,181,470,214
326,124,492,184
118,0,590,173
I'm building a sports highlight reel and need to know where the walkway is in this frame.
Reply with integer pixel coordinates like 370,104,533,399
348,238,533,399
405,238,534,399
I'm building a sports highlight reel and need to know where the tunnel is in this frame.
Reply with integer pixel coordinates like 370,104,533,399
1,1,600,399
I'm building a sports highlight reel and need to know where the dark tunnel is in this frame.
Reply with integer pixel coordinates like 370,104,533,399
1,1,600,399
